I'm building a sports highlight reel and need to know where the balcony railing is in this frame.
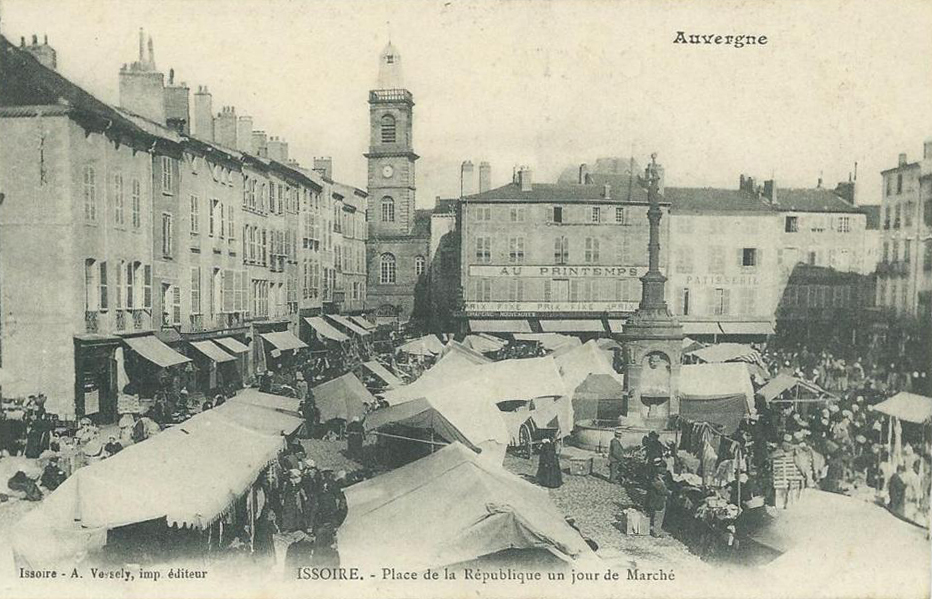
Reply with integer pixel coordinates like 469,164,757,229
115,311,127,331
85,311,99,333
189,314,204,332
132,310,147,330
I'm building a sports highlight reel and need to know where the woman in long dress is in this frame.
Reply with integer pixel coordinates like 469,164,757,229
536,437,563,488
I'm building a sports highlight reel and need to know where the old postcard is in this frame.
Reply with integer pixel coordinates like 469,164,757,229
0,0,929,597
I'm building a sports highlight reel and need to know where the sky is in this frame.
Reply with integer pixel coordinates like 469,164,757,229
3,0,931,207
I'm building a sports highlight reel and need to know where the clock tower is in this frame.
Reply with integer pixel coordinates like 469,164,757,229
366,42,419,238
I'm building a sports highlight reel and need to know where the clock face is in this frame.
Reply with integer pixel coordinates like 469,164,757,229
382,165,394,179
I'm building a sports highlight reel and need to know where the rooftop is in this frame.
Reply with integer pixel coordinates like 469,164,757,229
665,187,774,214
859,204,882,230
465,179,657,204
774,188,862,214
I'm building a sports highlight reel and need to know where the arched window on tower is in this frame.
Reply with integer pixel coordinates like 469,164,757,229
381,196,395,222
415,255,426,277
381,114,396,143
380,253,396,284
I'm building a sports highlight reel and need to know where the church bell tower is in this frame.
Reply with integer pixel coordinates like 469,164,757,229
366,42,419,239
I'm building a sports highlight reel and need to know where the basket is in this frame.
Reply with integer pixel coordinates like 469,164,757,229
568,456,592,476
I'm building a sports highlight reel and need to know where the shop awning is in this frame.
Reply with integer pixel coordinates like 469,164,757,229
189,340,236,363
718,321,775,336
260,331,307,351
682,322,722,336
304,317,350,342
123,335,190,368
327,314,371,336
540,319,605,333
873,392,932,424
351,316,378,331
215,337,249,354
360,361,404,389
468,319,532,334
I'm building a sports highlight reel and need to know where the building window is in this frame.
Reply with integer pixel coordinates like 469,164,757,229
893,239,900,262
808,250,817,266
415,255,426,276
380,115,396,143
473,206,491,221
115,261,123,309
709,246,725,274
883,241,889,263
584,238,600,263
904,240,911,263
112,173,124,226
509,207,526,222
741,288,757,315
836,216,851,233
923,241,932,272
591,206,601,223
741,247,758,267
84,259,98,311
131,179,141,228
381,196,395,222
897,173,903,194
884,207,891,229
508,237,525,263
209,199,217,236
615,206,627,225
476,237,492,264
475,278,492,302
784,216,798,233
99,262,108,311
679,288,690,316
711,288,729,316
83,165,97,222
161,156,173,193
552,206,563,223
125,262,135,309
190,267,201,314
905,202,913,227
190,195,200,234
894,205,901,229
554,236,569,264
507,279,524,302
161,213,173,258
379,253,396,284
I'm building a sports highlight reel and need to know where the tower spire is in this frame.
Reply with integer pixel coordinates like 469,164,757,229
138,27,144,63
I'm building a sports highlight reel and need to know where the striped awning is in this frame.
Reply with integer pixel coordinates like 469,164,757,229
327,314,371,337
260,331,307,351
189,340,236,363
351,316,378,330
304,317,350,342
540,319,605,333
215,337,249,354
123,335,191,368
468,319,532,334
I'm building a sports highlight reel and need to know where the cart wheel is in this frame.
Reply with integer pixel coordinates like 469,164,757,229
519,424,532,459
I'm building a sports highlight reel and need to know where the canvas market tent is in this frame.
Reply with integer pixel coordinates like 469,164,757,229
873,392,932,424
359,360,404,389
10,395,303,566
381,346,489,405
365,381,511,464
678,363,756,434
441,339,492,365
572,373,627,423
397,334,444,357
463,333,507,354
338,442,594,570
758,374,833,405
311,373,373,422
513,333,580,353
555,339,622,394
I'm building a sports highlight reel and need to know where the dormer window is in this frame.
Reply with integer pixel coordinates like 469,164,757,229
386,55,395,64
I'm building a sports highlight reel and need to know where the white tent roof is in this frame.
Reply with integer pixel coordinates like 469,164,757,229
338,443,594,570
555,339,623,394
679,362,756,415
686,342,762,364
873,392,932,424
397,334,444,356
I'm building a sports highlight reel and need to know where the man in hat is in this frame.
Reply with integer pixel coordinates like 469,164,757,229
608,428,625,484
280,469,307,533
104,435,123,457
300,396,320,440
40,456,67,491
346,416,365,459
645,464,670,538
295,372,309,402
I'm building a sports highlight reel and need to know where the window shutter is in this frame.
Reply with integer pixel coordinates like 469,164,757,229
705,288,715,315
737,248,744,267
172,286,181,325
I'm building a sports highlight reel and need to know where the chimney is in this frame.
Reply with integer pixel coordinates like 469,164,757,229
236,116,253,152
518,166,533,192
214,106,238,148
739,174,746,191
478,161,491,193
118,30,165,123
192,86,213,141
23,33,57,70
899,153,908,166
602,184,611,200
578,163,589,185
924,140,932,160
163,80,190,134
461,160,476,197
313,157,333,179
251,130,268,157
763,179,777,204
745,176,756,194
834,181,856,204
267,136,289,162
